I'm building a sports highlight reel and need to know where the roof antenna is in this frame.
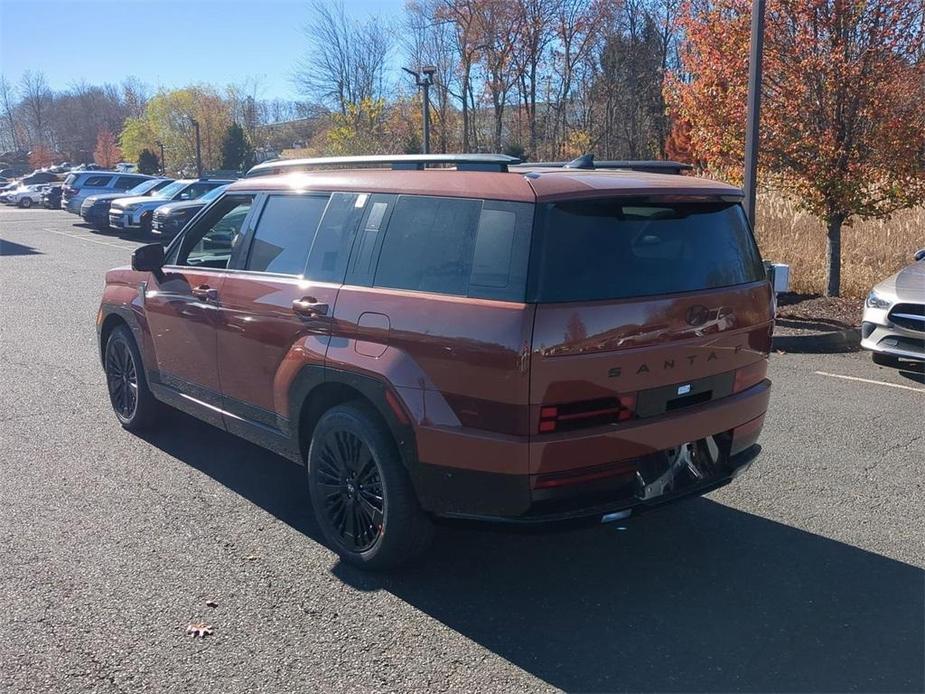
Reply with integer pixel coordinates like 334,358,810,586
564,153,594,170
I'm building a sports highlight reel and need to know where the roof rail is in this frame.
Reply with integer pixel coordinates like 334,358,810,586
246,154,521,177
515,155,693,175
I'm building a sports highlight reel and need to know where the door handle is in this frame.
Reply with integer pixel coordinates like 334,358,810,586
191,284,218,302
292,297,329,317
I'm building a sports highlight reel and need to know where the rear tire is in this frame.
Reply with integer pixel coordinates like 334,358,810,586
872,352,900,368
104,325,159,431
307,403,433,570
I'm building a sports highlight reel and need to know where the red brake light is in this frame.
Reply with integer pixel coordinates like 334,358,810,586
734,360,768,393
538,395,636,434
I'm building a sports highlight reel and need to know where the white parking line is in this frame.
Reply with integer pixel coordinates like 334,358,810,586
815,371,925,393
43,227,137,251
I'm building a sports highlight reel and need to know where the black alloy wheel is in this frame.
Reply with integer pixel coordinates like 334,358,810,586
104,325,159,431
315,429,385,552
106,337,138,421
307,403,433,569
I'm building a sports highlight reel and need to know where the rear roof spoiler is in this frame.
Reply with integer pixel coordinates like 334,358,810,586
246,154,521,177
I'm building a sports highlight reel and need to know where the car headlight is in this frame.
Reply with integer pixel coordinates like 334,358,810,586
866,291,891,309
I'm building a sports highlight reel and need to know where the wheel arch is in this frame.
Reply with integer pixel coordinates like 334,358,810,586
289,366,419,475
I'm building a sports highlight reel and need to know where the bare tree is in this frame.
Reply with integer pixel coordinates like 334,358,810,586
0,76,20,150
19,70,52,146
294,0,392,115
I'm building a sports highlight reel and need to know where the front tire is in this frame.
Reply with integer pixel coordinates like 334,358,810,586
18,197,32,208
872,352,901,368
104,325,159,431
307,403,433,570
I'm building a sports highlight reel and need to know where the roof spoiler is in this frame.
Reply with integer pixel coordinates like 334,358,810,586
516,155,693,175
246,154,521,177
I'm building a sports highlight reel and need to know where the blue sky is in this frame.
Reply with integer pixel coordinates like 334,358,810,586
0,0,404,100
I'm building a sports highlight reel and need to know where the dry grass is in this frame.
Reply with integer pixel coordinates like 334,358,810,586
754,191,922,298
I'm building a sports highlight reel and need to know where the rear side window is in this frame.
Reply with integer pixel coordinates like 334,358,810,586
114,175,143,190
374,196,481,296
305,192,365,283
83,175,112,187
246,194,329,275
532,201,765,302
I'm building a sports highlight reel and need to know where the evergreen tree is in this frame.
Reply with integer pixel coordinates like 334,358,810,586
220,122,255,172
137,148,160,175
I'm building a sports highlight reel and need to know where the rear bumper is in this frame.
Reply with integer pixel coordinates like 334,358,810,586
414,380,770,522
437,443,760,526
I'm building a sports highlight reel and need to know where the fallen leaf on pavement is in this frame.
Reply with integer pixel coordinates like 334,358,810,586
186,622,213,638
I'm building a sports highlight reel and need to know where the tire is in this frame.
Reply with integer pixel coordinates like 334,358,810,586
18,197,32,208
872,352,901,368
104,325,159,431
307,402,433,570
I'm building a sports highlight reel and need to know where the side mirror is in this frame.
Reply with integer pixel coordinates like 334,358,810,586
914,248,925,262
132,243,165,274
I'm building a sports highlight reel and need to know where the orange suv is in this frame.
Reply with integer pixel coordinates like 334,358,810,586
97,154,773,569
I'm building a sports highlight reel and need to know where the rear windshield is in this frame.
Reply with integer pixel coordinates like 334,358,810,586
532,200,765,302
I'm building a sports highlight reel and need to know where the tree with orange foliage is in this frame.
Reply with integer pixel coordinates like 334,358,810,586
94,127,122,169
668,0,925,296
28,144,55,169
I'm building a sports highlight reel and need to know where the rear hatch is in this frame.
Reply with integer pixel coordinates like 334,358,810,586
528,198,773,472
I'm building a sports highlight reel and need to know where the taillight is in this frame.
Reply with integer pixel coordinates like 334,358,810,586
64,186,77,195
538,393,637,434
733,360,768,393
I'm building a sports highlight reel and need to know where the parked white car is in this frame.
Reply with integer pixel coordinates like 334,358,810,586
861,249,925,366
2,184,45,208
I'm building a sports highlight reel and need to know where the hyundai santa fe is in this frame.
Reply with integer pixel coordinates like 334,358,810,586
97,154,774,569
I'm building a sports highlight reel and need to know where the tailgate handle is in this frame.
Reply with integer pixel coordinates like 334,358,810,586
292,297,329,317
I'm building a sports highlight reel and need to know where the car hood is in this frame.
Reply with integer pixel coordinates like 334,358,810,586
875,261,925,302
155,199,206,215
111,195,164,210
85,192,135,204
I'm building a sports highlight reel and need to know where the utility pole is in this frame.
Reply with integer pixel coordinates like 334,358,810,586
188,117,202,176
743,0,766,228
402,66,436,154
155,140,165,174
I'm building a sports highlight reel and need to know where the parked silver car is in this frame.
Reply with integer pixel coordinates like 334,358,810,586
861,249,925,366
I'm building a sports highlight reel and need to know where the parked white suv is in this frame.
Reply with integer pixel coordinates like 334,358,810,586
2,184,45,208
61,172,156,214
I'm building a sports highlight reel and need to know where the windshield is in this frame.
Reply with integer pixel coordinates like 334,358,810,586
152,181,187,199
198,184,228,203
126,179,163,196
532,200,765,302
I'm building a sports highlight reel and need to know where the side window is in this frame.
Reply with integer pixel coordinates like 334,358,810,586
84,175,112,187
305,192,366,283
374,195,481,296
469,201,533,301
176,195,254,269
346,194,395,286
114,176,141,190
245,194,329,275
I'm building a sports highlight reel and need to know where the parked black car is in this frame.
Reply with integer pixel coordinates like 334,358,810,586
20,171,60,186
41,183,62,209
80,178,173,230
150,183,229,240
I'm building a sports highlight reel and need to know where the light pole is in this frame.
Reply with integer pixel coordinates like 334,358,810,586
188,117,202,176
155,140,165,174
743,0,766,228
402,66,436,154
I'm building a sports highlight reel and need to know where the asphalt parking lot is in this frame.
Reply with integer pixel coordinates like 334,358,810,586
1,206,923,693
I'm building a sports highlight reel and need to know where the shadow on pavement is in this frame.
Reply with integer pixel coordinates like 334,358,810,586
144,410,925,693
898,361,925,385
0,239,42,256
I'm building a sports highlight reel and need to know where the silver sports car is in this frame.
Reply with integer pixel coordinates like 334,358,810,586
861,249,925,366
